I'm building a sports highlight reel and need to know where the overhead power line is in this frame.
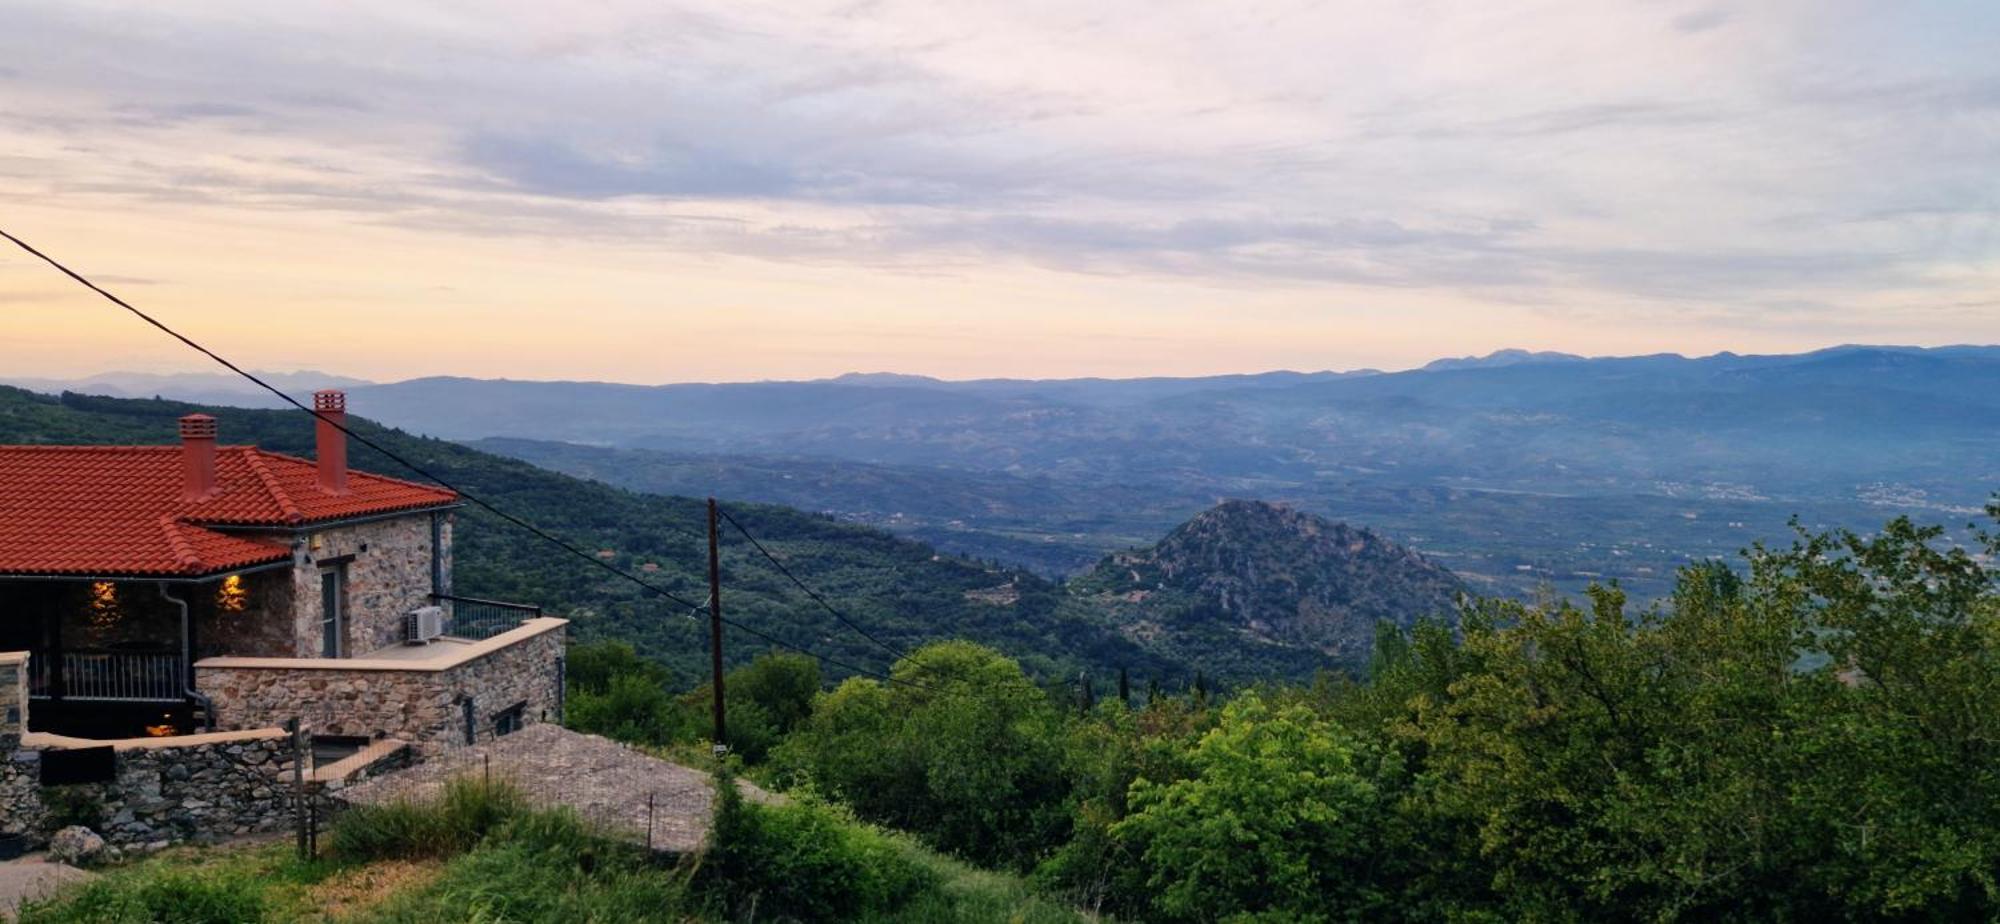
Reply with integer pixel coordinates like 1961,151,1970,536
0,226,931,692
718,504,912,661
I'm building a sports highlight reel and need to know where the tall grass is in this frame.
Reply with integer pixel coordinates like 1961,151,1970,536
361,810,687,923
327,777,527,862
17,869,267,924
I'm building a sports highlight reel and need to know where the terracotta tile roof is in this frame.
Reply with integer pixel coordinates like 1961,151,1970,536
0,445,457,577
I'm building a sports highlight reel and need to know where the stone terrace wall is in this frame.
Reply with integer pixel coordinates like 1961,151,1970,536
1,738,49,839
200,619,564,753
1,652,39,838
5,730,295,849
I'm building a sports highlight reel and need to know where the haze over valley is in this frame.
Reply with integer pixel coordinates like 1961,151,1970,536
17,342,1995,604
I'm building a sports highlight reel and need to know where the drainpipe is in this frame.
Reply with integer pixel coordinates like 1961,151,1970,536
158,583,216,732
429,510,444,596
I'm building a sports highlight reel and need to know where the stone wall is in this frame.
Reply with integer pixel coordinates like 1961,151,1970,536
198,570,299,660
0,652,42,837
198,619,565,753
286,513,445,657
3,729,296,849
2,737,49,838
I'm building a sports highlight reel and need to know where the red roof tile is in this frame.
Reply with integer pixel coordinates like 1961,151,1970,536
0,445,457,577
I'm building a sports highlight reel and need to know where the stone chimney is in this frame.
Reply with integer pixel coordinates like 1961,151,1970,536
314,389,349,495
179,413,218,502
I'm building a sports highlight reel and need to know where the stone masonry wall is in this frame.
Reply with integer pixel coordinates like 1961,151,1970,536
0,652,41,837
2,738,49,839
286,513,443,657
3,730,295,850
199,621,564,753
197,570,299,659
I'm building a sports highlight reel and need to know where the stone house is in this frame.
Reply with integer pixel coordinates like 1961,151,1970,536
0,390,566,751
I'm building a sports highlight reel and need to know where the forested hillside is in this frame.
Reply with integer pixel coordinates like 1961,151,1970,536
0,386,1179,685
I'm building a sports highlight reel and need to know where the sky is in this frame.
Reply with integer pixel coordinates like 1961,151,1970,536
1,0,1997,383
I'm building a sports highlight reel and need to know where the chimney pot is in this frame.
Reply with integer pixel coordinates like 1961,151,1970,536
179,414,218,502
314,389,349,495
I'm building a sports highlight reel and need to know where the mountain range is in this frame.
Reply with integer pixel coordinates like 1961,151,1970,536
12,345,1996,602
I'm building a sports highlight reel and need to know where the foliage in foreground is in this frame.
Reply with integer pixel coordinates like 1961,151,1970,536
700,771,936,920
17,868,271,924
23,775,1083,924
614,506,1998,922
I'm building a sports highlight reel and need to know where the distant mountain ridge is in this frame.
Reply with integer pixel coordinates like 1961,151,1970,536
1421,348,1587,371
394,344,2000,603
0,370,371,409
1073,500,1466,672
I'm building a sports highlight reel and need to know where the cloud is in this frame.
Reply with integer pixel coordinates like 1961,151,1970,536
0,0,1995,340
1672,8,1733,34
461,134,804,199
114,101,262,123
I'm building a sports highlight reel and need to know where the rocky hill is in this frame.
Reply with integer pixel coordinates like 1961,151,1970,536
1073,500,1466,674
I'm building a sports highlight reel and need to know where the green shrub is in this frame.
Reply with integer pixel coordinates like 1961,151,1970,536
367,809,687,923
18,867,267,924
702,773,936,921
326,777,524,861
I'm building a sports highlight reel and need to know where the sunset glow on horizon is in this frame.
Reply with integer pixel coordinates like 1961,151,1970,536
3,1,1997,384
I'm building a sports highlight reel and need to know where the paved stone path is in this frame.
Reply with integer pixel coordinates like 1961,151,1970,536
333,724,770,854
0,855,94,919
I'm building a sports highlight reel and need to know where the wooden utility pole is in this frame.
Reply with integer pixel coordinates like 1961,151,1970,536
707,497,727,751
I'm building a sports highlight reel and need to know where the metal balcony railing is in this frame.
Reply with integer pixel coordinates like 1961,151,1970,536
429,593,543,641
29,649,184,702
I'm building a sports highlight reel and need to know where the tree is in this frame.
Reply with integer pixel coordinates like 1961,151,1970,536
776,641,1072,868
1111,692,1385,920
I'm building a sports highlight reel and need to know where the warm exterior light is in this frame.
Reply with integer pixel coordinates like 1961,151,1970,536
217,573,247,614
88,581,120,629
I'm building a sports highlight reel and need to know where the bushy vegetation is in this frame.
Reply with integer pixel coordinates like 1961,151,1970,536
17,868,272,924
23,774,1082,923
701,773,936,920
15,841,333,924
577,505,2000,921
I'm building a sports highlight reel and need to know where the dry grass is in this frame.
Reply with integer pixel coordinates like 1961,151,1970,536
303,859,444,920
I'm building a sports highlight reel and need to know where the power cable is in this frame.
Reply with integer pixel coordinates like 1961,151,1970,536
717,504,913,661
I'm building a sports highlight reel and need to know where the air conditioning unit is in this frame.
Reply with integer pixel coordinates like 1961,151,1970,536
403,606,446,645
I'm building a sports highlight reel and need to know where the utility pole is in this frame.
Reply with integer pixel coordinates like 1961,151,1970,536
707,497,727,752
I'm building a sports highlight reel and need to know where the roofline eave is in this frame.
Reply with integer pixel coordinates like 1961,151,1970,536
0,557,298,584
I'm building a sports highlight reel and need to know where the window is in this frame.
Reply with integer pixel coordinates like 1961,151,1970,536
494,701,526,737
319,566,346,658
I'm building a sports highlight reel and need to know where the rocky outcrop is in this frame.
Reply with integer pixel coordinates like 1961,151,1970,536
46,826,105,866
1079,500,1466,666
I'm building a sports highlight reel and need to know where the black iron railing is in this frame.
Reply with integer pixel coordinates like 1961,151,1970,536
428,593,543,641
28,649,183,702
